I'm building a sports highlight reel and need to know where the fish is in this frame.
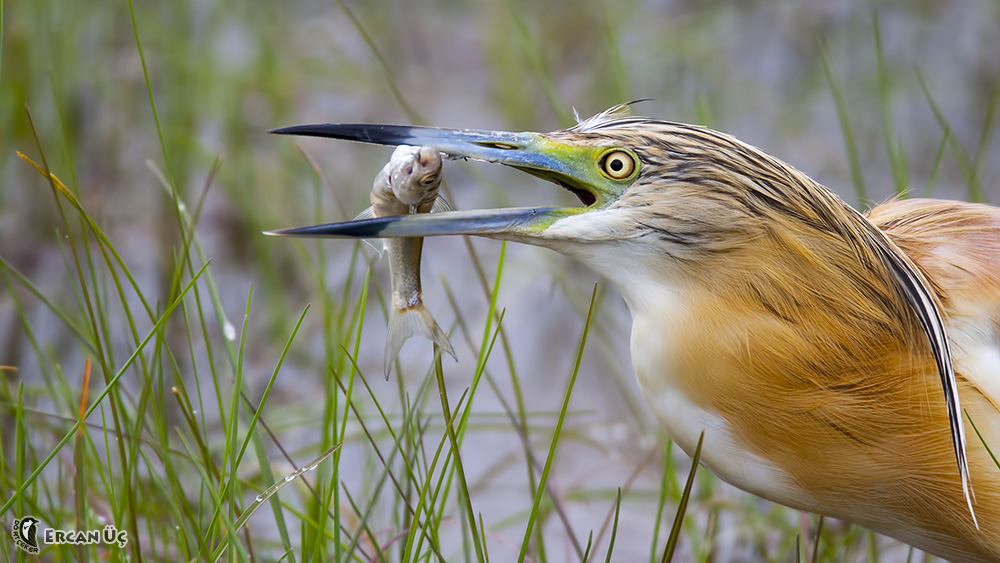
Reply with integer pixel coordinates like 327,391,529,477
356,145,456,377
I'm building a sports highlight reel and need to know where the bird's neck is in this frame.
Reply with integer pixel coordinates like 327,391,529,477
585,232,946,510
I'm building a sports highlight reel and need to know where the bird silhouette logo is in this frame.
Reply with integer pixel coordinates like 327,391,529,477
11,516,40,554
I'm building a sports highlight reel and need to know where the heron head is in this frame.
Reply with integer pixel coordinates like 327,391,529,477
266,104,836,276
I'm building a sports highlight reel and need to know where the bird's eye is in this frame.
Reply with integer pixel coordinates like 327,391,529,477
420,174,437,185
600,150,636,180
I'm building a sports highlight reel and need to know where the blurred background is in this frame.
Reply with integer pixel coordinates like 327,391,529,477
1,0,998,561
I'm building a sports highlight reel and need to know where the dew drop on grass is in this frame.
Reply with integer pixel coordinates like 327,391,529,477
223,320,236,341
255,494,264,503
178,202,187,213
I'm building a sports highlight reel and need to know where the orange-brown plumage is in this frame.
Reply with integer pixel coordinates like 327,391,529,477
598,120,1000,560
866,199,1000,557
637,197,1000,561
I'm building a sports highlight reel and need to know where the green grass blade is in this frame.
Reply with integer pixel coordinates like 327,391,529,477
582,531,594,563
970,75,1000,203
0,261,210,515
509,6,574,126
210,443,341,563
966,410,1000,470
14,383,25,522
866,530,878,561
810,516,825,563
341,363,438,561
456,241,508,442
329,357,446,563
923,130,949,197
234,304,309,468
517,283,600,563
820,42,867,203
873,13,909,195
175,431,250,563
224,287,253,552
661,429,705,563
916,68,983,201
601,3,629,105
604,488,623,563
0,0,4,83
0,256,97,355
435,348,487,563
650,438,673,563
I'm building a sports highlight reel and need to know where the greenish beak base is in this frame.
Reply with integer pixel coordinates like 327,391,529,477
267,122,608,238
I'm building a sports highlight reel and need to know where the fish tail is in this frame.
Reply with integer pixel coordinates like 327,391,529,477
384,304,457,379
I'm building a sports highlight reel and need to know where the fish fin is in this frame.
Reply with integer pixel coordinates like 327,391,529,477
369,238,387,258
352,207,386,256
353,206,376,220
430,196,452,213
384,305,457,379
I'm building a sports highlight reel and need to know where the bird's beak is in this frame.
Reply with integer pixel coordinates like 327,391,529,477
265,123,623,240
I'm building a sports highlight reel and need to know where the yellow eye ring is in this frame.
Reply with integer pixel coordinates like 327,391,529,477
600,150,636,180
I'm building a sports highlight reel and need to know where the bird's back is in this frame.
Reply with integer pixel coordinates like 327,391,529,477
864,198,1000,560
627,196,1000,562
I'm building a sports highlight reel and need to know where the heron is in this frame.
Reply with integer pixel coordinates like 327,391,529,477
268,104,1000,561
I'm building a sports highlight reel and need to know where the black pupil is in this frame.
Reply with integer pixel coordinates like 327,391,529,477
609,157,624,172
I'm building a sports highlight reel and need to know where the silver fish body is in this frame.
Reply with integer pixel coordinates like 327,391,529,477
367,146,455,377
